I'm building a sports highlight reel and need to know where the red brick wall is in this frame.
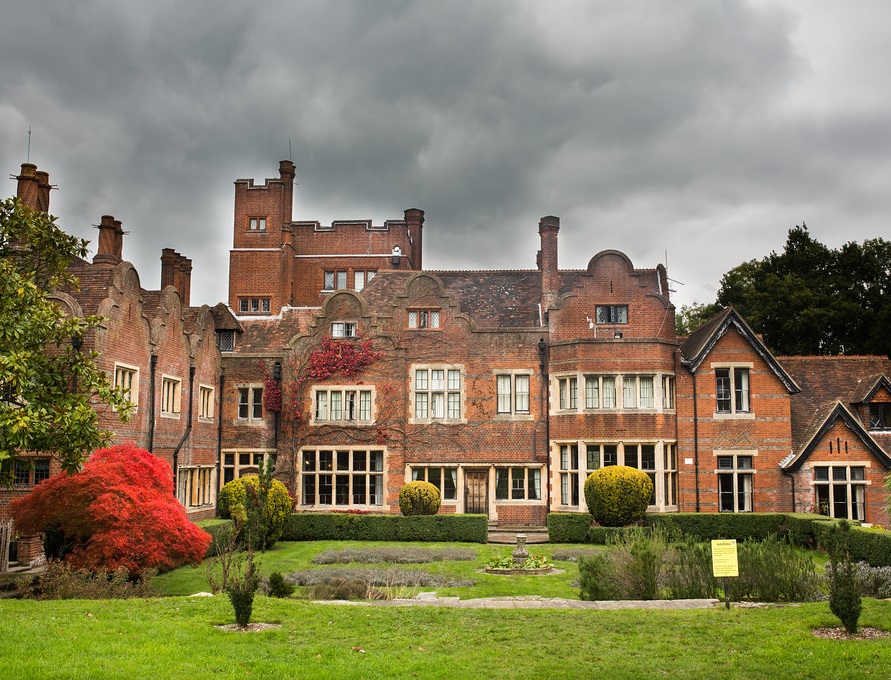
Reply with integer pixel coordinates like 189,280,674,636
676,329,794,513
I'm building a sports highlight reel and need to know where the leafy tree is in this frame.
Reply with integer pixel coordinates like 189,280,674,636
9,443,211,574
0,197,131,483
715,225,891,355
675,301,722,336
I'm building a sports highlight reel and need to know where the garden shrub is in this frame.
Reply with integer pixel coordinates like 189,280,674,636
664,538,719,600
311,577,377,601
578,528,669,600
848,562,891,599
826,521,862,634
648,513,790,542
312,546,476,564
547,513,592,543
289,567,475,589
584,466,652,527
265,571,295,598
730,534,820,602
217,476,292,548
24,560,156,600
398,481,442,516
9,443,210,574
283,513,487,543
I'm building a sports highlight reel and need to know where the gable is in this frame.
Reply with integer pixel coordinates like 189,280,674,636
782,401,891,471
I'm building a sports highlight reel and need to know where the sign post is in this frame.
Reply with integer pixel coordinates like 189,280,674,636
711,539,739,610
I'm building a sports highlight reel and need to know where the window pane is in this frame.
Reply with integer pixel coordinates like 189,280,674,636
586,376,599,408
515,375,530,412
408,311,418,328
415,392,428,418
447,392,461,419
336,271,347,289
623,377,637,408
430,311,440,328
716,369,731,412
639,377,654,408
511,468,526,499
443,468,457,500
496,468,509,499
497,375,512,413
529,469,541,500
354,271,365,291
431,370,445,389
735,368,750,412
586,445,600,471
323,271,335,290
602,378,616,408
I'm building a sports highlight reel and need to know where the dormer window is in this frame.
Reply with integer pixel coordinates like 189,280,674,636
870,403,889,430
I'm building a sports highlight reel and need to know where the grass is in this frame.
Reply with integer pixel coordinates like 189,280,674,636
1,596,890,678
153,541,602,599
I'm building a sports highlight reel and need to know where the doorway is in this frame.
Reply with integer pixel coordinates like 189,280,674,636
464,469,488,515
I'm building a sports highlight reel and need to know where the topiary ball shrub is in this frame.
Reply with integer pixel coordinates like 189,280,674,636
217,476,292,548
266,571,296,599
399,481,442,516
584,466,653,527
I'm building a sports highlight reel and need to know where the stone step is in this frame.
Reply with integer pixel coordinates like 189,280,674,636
487,526,549,544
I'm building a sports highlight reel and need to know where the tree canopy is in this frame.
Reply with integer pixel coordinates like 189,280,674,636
0,197,131,483
9,443,210,574
695,225,890,356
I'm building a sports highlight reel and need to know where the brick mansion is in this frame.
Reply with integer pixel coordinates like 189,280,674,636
4,160,891,541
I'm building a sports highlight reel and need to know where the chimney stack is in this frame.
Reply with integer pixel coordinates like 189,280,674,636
93,215,122,267
16,163,40,210
161,248,192,306
539,216,560,313
404,208,425,270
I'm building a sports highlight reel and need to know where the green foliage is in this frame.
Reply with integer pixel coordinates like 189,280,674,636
577,553,620,601
283,513,488,543
664,538,719,599
23,559,156,600
265,571,295,598
546,513,592,543
730,534,821,602
648,512,791,542
217,475,292,548
0,198,132,482
579,528,670,601
715,225,891,355
398,480,442,516
584,466,652,527
310,577,375,601
485,554,551,570
826,521,862,634
675,301,722,336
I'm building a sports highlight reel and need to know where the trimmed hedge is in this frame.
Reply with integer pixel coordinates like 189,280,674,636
282,513,488,543
546,512,891,566
547,513,592,543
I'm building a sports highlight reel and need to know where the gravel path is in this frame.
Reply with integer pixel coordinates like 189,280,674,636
317,592,720,610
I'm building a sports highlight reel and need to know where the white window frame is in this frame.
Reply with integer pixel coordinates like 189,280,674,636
114,363,139,410
220,450,275,486
408,309,441,329
354,270,375,291
557,376,578,411
239,297,271,314
411,365,464,423
713,364,752,417
716,452,755,512
237,386,263,423
248,217,267,232
495,466,542,501
161,375,182,418
300,448,385,507
813,464,868,521
312,386,375,425
198,384,214,421
331,321,358,338
662,375,676,410
495,372,531,417
411,466,458,501
177,465,216,509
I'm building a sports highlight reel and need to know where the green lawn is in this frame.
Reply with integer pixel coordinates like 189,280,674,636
2,596,890,678
153,541,601,599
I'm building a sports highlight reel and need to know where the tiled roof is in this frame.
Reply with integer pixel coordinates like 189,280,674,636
432,271,543,328
779,355,891,457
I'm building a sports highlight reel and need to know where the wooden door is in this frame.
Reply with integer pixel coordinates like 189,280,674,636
464,470,488,515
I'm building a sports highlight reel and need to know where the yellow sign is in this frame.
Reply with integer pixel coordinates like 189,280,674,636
711,539,739,578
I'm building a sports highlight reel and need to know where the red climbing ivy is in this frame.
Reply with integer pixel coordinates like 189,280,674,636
306,338,382,381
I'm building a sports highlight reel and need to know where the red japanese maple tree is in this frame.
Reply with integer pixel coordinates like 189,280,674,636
10,443,210,574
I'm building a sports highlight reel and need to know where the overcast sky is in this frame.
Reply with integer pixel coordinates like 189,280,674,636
2,1,890,310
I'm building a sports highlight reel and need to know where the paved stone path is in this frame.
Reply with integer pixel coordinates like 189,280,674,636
318,592,720,610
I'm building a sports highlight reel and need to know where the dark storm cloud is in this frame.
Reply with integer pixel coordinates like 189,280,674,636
2,1,890,308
